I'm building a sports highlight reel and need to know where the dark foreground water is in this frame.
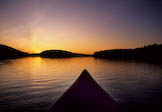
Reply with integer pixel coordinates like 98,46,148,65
0,57,162,112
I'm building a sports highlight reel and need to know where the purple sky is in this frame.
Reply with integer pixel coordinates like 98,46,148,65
0,0,162,54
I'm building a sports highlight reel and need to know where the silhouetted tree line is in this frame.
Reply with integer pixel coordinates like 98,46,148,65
94,43,162,62
0,44,90,60
1,43,162,62
40,50,90,58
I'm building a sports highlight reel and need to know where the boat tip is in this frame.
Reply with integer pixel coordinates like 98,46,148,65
80,69,92,77
82,69,89,73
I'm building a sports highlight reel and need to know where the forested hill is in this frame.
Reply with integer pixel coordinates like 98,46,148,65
0,44,28,59
94,44,162,62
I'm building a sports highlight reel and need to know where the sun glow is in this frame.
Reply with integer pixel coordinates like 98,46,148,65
33,49,42,53
0,0,161,54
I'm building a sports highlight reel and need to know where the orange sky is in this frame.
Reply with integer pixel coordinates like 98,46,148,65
0,0,162,54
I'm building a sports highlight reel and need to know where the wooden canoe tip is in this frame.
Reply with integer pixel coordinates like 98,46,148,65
80,69,91,77
49,70,118,112
82,69,89,74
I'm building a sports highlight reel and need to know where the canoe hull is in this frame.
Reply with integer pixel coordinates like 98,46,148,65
50,70,118,112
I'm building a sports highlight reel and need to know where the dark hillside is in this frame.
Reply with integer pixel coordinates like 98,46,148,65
40,50,91,58
0,44,28,59
94,44,162,62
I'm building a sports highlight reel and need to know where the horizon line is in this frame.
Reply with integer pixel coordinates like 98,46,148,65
0,43,161,55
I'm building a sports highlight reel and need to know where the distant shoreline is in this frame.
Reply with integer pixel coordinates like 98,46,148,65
94,43,162,63
1,44,162,64
0,44,92,60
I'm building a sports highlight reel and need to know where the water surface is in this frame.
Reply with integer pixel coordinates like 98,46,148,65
0,57,162,112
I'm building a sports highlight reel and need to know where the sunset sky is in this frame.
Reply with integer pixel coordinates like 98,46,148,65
0,0,162,54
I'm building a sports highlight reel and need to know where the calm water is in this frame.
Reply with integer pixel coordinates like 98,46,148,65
0,57,162,112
